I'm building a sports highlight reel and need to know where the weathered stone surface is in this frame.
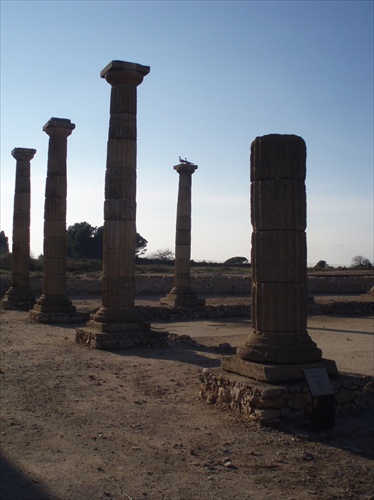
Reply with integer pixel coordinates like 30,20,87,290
251,179,306,230
237,330,322,364
221,355,337,383
160,161,205,308
251,231,307,283
250,134,306,182
230,134,324,376
31,118,75,321
2,148,36,311
200,368,373,424
75,327,168,350
76,60,157,350
251,282,308,332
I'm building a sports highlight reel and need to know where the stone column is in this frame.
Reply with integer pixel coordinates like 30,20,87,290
160,161,205,307
76,60,167,349
1,148,36,310
222,134,337,382
30,118,76,321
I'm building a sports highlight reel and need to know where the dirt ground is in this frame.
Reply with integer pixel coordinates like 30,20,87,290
0,294,373,500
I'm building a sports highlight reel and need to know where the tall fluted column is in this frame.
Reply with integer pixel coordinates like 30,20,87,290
160,161,205,307
2,148,36,310
76,60,167,349
31,118,76,319
222,134,337,382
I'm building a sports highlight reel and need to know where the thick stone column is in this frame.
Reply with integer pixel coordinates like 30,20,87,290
76,60,167,349
221,134,337,382
160,161,205,307
1,148,36,310
30,118,77,322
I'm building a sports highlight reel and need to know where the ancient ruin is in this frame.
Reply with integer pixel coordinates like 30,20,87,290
2,148,36,310
160,158,205,307
200,134,338,423
30,118,85,323
76,60,167,349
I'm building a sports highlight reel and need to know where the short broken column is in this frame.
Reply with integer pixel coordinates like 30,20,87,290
200,135,338,425
2,148,36,310
30,118,80,323
222,134,337,381
76,60,167,349
160,160,205,307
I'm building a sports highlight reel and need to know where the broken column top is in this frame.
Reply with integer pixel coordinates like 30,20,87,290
100,60,150,86
250,134,306,181
11,148,37,160
43,117,75,136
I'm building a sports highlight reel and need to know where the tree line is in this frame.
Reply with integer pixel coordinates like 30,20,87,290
66,222,148,259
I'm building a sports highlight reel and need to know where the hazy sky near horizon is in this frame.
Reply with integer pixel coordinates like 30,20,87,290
1,0,373,266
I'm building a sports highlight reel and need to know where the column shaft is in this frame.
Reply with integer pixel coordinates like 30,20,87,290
160,162,205,307
236,134,321,364
92,61,150,324
1,148,36,310
32,118,75,314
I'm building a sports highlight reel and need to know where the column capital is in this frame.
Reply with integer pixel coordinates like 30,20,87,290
100,60,150,87
174,163,198,175
11,148,37,161
43,117,75,137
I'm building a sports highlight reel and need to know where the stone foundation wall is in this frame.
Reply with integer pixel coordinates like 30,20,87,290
200,368,374,425
1,273,373,297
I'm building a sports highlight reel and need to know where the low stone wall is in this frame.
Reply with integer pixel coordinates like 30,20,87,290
200,368,374,425
1,273,373,297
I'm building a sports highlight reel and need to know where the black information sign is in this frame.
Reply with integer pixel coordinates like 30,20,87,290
302,368,335,431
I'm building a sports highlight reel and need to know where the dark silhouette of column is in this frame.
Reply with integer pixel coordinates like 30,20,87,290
2,148,36,310
30,118,76,320
76,60,167,349
222,134,337,382
160,160,205,307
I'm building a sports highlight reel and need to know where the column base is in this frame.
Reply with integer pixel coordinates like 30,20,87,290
1,287,35,311
237,329,322,364
29,310,90,324
32,294,76,313
75,319,168,350
160,290,205,307
221,355,338,383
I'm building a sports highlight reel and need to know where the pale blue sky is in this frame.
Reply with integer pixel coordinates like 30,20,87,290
1,0,373,266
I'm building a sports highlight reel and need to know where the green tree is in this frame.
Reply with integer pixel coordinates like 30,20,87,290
351,255,372,268
66,222,98,259
314,260,327,269
224,256,249,265
0,231,9,256
66,222,147,259
147,248,175,261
